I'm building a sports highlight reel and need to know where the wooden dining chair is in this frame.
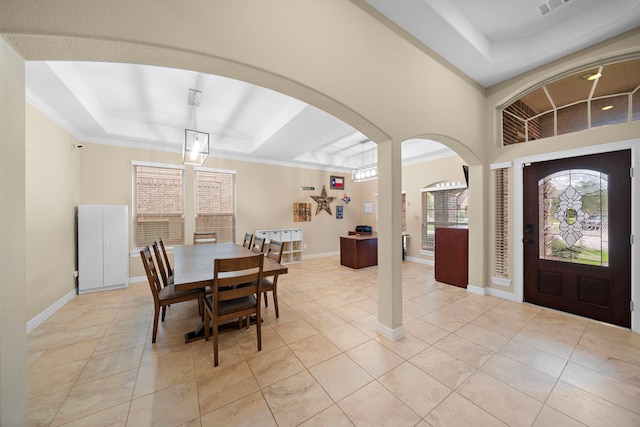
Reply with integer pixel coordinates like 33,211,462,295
193,232,217,245
251,236,265,254
157,238,173,277
153,240,173,287
140,246,204,343
204,253,264,366
262,239,284,318
242,232,253,249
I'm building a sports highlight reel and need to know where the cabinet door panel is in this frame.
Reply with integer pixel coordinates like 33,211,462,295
102,205,129,287
78,205,104,291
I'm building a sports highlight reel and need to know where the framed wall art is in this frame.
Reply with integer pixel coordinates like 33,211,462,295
293,202,312,222
330,175,344,190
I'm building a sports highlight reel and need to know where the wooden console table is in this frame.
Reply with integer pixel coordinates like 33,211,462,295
340,234,378,269
434,227,468,288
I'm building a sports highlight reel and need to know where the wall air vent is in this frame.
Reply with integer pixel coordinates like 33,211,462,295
535,0,571,16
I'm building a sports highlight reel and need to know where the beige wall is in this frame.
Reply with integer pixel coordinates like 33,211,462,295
26,105,78,319
0,37,28,426
72,143,368,279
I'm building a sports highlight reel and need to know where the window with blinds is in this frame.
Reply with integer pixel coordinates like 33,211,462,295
195,169,236,243
133,164,185,247
495,168,509,277
421,183,468,251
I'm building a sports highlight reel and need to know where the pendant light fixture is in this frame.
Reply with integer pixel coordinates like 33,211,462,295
183,88,209,166
351,139,377,182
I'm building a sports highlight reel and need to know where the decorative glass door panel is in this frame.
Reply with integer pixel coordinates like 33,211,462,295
523,150,630,328
538,169,608,266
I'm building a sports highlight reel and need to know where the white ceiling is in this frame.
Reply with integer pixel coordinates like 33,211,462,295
25,1,640,172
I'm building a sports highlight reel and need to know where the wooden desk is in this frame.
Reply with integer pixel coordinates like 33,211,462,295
340,234,378,269
173,242,288,341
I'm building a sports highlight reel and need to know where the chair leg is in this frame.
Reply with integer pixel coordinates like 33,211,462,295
263,291,268,307
256,310,262,352
213,318,219,367
152,307,160,343
273,288,279,318
161,305,167,321
204,304,210,342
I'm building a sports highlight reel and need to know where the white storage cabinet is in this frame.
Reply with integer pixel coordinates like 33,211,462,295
78,205,129,294
255,228,303,263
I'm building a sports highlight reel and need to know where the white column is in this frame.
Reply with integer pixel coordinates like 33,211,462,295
0,36,28,426
467,163,487,293
376,139,405,340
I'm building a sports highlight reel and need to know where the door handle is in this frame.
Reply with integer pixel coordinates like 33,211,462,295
522,238,533,244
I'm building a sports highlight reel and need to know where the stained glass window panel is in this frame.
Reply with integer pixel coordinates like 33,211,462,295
538,169,608,266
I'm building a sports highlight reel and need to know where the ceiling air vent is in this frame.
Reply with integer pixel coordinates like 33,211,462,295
535,0,570,16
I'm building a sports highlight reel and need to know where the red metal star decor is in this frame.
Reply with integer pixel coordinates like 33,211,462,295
310,185,336,215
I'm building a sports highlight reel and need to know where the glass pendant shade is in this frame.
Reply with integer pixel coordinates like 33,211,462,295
183,129,209,166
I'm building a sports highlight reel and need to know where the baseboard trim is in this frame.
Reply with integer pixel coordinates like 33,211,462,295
466,285,486,295
27,288,76,333
376,321,405,341
303,251,339,259
467,284,517,301
404,256,433,266
129,276,146,284
486,287,517,301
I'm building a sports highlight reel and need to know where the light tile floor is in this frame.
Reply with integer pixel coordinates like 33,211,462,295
27,256,640,426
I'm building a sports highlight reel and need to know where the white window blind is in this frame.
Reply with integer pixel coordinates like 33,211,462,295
195,170,236,243
133,164,184,247
421,183,468,251
495,168,509,277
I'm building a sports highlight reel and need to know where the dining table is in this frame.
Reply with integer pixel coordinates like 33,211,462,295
173,241,288,342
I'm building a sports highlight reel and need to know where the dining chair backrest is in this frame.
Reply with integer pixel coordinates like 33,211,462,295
252,236,266,254
141,244,204,343
140,246,162,303
242,232,253,249
206,253,264,366
152,241,170,287
261,239,284,318
266,239,284,264
157,237,173,276
194,232,217,245
212,253,264,303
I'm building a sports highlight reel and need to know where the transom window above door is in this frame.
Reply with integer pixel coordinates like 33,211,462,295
501,56,640,146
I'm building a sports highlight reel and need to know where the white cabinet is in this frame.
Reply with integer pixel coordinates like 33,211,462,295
78,205,129,294
254,228,303,264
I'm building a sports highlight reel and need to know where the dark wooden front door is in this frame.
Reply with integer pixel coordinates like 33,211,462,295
523,150,631,327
